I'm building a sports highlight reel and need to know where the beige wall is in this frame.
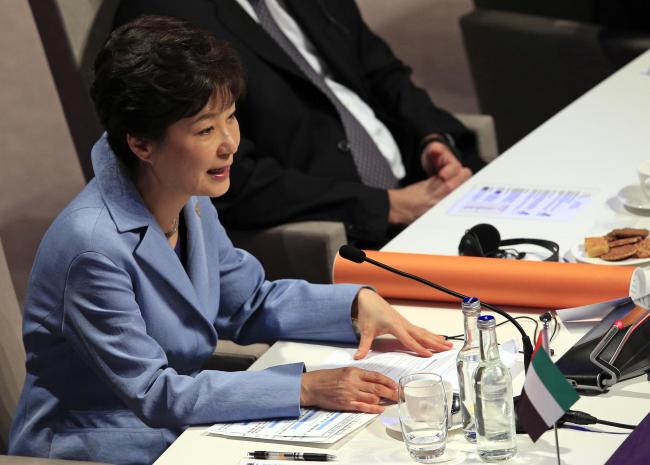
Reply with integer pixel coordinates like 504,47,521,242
357,0,478,113
0,0,85,304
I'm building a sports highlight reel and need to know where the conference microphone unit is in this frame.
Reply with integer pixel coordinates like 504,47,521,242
338,245,534,370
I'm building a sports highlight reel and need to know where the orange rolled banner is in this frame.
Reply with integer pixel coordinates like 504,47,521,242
333,251,635,309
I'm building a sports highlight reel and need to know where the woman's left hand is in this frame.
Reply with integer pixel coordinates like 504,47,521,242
352,288,453,360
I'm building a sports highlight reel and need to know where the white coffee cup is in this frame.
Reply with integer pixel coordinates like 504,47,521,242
638,161,650,200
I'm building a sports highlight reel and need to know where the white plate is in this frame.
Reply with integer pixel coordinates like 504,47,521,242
570,243,650,266
618,184,650,211
380,404,462,434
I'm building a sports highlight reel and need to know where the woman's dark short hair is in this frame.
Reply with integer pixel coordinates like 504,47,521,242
91,15,245,171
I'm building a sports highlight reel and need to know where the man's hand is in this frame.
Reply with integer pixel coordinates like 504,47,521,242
300,367,397,414
352,289,452,360
421,140,472,185
387,141,472,225
387,176,450,225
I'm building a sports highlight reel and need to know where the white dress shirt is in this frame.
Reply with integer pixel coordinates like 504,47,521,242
235,0,406,179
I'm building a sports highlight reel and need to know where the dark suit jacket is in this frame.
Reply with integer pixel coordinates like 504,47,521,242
114,0,481,244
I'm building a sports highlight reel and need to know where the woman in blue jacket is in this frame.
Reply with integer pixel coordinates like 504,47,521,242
9,16,451,465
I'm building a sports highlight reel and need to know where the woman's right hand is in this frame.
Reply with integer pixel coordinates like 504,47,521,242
300,367,397,414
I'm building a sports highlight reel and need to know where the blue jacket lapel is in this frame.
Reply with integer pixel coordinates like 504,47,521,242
184,199,211,311
91,135,210,322
133,225,206,316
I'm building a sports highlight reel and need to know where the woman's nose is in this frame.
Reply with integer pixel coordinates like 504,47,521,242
217,130,238,157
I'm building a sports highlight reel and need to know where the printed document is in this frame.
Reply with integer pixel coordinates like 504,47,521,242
207,342,518,444
448,185,594,221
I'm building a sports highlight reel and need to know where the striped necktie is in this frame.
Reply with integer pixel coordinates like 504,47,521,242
249,0,398,189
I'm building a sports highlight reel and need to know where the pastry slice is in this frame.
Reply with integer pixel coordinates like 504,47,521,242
584,236,609,258
600,244,637,261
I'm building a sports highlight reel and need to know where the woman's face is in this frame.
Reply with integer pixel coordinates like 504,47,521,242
138,94,240,199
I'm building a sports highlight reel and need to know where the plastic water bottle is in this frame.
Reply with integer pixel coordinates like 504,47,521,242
456,296,481,443
474,315,517,462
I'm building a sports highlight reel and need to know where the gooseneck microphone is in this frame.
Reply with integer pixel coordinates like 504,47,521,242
338,245,534,370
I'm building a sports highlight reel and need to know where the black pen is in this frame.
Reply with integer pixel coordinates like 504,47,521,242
247,451,336,461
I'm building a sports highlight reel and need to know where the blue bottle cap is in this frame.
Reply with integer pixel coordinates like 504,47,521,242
461,296,481,313
477,314,496,328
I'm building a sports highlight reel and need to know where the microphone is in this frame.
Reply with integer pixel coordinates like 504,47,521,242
338,245,534,370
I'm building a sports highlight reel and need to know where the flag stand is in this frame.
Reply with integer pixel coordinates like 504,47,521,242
540,313,562,465
553,423,561,465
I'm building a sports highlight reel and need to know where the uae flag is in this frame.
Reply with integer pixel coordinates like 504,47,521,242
516,332,580,442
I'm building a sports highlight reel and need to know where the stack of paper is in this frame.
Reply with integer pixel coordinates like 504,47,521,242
207,342,518,443
208,408,375,444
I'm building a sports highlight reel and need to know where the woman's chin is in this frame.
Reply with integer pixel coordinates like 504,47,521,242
206,180,230,198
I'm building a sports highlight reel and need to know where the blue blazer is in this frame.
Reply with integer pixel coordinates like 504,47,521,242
9,136,360,465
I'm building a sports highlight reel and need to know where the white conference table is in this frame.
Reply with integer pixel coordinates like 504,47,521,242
153,51,650,464
385,49,650,258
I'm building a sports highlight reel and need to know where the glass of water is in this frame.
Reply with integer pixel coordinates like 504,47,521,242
398,372,448,463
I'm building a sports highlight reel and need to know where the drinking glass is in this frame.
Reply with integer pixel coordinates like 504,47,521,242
398,373,448,463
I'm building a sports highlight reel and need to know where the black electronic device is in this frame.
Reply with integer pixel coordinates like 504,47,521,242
459,223,560,262
556,298,650,393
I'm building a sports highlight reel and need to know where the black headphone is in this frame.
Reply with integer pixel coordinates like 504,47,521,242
458,223,560,262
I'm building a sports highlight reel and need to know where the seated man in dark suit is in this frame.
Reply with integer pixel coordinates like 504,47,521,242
115,0,484,247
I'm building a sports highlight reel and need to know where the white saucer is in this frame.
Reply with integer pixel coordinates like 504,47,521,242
570,243,650,266
380,404,462,434
618,184,650,211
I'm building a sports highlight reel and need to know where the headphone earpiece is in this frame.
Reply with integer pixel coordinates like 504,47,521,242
459,223,501,257
458,229,483,256
468,223,501,256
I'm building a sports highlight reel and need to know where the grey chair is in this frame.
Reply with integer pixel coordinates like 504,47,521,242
461,0,650,151
455,113,498,164
0,239,25,454
228,221,348,284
